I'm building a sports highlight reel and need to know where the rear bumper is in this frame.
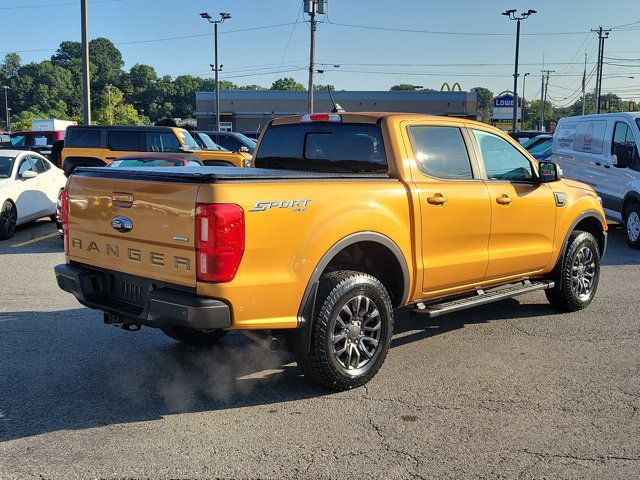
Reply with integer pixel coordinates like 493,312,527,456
54,263,231,329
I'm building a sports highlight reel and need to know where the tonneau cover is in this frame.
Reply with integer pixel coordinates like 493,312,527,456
73,166,390,183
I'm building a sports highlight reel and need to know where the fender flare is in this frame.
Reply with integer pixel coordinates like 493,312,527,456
553,210,607,271
281,232,410,355
622,191,640,218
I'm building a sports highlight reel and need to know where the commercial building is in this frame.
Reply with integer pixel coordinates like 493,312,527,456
195,90,478,134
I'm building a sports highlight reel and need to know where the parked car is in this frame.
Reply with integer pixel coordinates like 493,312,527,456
189,132,228,152
55,112,606,390
0,150,67,239
107,153,204,168
525,134,553,160
203,131,256,156
61,125,246,175
552,112,640,248
509,130,546,145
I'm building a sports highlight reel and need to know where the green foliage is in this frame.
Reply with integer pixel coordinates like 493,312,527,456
471,87,494,123
271,77,306,91
314,84,335,92
1,53,21,80
93,85,143,126
390,84,420,91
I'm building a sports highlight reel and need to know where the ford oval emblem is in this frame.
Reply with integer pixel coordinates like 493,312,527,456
111,216,133,233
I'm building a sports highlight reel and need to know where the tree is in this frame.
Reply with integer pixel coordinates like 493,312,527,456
271,77,305,91
390,84,420,91
0,53,21,80
239,84,267,90
51,41,82,69
93,85,142,125
89,38,124,90
471,87,494,123
314,84,335,92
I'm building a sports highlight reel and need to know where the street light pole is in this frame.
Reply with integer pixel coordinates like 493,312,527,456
502,9,536,134
81,0,91,125
200,11,231,131
3,86,10,132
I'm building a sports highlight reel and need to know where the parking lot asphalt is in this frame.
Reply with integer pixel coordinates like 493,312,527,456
0,220,639,479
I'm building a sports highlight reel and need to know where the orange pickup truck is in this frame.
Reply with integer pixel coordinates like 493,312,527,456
55,113,607,390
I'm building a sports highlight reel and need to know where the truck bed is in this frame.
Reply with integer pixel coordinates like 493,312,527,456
74,166,390,183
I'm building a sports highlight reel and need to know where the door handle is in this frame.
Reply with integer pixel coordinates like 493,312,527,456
427,194,447,205
595,162,602,166
496,195,512,205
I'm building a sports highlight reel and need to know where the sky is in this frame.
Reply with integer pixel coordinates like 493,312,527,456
2,0,640,107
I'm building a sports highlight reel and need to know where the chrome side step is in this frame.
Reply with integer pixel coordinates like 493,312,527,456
414,280,554,318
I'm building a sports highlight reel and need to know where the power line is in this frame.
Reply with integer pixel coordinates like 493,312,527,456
0,0,122,9
326,20,591,37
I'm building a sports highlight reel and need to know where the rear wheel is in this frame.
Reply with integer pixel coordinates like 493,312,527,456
298,270,393,391
624,203,640,249
0,201,17,240
161,326,228,346
546,231,600,311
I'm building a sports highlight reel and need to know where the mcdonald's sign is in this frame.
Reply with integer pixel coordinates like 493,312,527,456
441,82,462,92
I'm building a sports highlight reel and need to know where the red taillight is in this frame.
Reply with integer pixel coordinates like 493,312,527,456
195,203,245,283
60,189,69,254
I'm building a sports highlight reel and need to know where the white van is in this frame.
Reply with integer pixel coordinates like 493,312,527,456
552,112,640,248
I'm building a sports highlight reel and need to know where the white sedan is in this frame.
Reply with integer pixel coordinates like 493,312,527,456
0,149,67,240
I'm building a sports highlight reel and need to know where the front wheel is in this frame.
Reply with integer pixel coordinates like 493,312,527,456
298,270,394,391
161,326,228,346
624,204,640,249
0,201,17,240
546,231,601,311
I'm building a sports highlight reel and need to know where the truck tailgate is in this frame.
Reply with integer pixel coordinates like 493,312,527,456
66,174,198,287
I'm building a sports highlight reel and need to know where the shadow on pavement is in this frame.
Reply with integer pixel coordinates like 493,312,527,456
0,219,63,255
0,296,561,443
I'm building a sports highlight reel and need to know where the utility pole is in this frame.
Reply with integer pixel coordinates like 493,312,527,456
305,1,327,113
3,86,10,132
582,52,587,115
539,70,554,131
502,8,537,134
200,12,231,131
521,72,530,130
81,0,91,125
592,26,611,114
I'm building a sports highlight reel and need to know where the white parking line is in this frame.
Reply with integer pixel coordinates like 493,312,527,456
10,233,60,248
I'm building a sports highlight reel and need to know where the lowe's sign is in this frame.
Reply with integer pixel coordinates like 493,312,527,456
492,92,521,122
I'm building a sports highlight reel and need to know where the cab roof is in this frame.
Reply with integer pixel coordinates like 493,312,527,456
271,112,481,126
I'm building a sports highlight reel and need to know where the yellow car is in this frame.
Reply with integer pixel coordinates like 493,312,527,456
55,112,607,390
61,125,246,175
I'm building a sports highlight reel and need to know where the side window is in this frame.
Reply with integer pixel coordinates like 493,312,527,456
473,130,533,182
408,126,474,180
611,122,640,171
219,136,242,151
108,131,140,151
17,157,35,177
68,128,102,148
145,132,181,152
31,156,51,173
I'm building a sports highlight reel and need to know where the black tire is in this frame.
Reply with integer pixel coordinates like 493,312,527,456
623,203,640,249
546,231,601,311
298,270,394,391
0,201,17,240
161,326,228,346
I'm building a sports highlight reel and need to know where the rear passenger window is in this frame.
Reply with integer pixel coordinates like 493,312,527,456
31,156,51,173
68,129,101,148
408,126,473,180
473,130,533,182
108,131,140,151
145,132,181,152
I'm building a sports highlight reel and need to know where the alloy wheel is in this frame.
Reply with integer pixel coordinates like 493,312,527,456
1,203,16,237
627,211,640,243
571,245,597,301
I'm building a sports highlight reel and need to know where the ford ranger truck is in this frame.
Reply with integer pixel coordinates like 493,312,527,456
55,113,607,391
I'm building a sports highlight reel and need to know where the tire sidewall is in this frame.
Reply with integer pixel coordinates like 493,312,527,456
561,232,601,308
317,276,393,385
0,201,17,240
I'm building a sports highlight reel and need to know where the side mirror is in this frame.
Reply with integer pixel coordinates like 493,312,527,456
239,146,249,153
21,170,38,180
537,161,561,183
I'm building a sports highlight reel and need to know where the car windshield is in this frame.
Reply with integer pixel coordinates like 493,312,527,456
198,133,225,150
236,132,257,148
177,131,200,150
527,139,553,154
0,156,14,177
110,158,186,167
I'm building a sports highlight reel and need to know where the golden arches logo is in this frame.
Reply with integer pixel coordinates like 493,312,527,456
440,82,462,92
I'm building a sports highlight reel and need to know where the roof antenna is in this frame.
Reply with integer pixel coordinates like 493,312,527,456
327,86,345,113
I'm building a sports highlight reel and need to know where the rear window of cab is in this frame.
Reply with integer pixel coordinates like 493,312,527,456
255,123,387,173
